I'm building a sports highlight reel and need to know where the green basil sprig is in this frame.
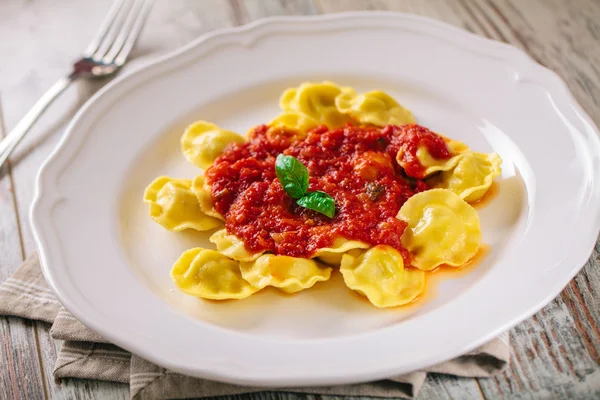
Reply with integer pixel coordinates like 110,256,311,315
275,154,308,199
275,154,336,218
296,191,336,218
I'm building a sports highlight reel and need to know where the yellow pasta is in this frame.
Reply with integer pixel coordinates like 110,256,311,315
279,81,352,128
191,175,224,221
432,152,502,202
143,176,222,232
340,245,425,308
400,136,471,178
335,89,415,127
397,189,481,271
413,148,463,177
209,228,265,262
171,248,259,300
268,111,320,138
441,135,470,154
181,121,245,169
240,254,332,294
313,237,370,266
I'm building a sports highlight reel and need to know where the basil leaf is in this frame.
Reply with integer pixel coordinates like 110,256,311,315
275,155,336,218
275,154,309,199
297,191,336,218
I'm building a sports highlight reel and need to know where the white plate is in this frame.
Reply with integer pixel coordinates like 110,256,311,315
31,12,600,386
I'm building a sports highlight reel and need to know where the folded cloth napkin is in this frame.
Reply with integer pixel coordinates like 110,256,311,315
0,254,510,400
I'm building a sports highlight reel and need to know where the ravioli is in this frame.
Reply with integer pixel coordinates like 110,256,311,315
413,137,471,177
279,81,352,128
191,175,224,220
209,229,265,262
313,237,370,266
181,121,245,169
269,111,320,138
433,152,502,202
394,125,471,179
397,189,481,271
143,176,222,232
340,245,425,308
171,248,259,300
240,254,332,294
335,89,415,127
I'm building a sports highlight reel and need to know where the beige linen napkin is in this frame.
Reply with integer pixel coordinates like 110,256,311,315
0,254,509,399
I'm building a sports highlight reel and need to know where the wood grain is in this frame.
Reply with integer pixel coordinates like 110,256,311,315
0,63,48,400
1,0,600,399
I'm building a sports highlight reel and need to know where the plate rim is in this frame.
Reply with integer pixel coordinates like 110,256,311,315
30,11,600,386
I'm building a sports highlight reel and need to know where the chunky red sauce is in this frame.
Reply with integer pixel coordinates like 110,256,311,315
205,123,450,262
395,124,451,179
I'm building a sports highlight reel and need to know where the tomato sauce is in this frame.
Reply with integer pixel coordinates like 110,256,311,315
393,124,451,179
205,123,450,262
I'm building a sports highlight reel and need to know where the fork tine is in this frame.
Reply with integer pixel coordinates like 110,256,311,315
102,0,144,64
113,0,154,66
83,0,127,58
91,0,135,61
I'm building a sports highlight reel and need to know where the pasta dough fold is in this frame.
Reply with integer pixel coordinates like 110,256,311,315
143,176,221,232
268,111,320,138
209,229,265,262
171,248,259,300
397,189,481,271
279,81,352,128
181,121,244,169
431,152,502,202
335,89,415,127
313,237,370,266
240,254,331,293
191,175,225,221
340,245,425,308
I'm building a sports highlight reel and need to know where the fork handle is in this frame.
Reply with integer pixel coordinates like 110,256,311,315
0,76,75,169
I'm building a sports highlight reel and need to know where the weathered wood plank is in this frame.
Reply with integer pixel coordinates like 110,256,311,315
417,374,484,400
483,0,600,116
240,0,319,21
317,0,480,31
0,59,49,399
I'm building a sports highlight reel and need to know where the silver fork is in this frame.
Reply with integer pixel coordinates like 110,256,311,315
0,0,154,169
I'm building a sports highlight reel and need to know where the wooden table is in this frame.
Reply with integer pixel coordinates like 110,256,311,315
1,0,599,399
